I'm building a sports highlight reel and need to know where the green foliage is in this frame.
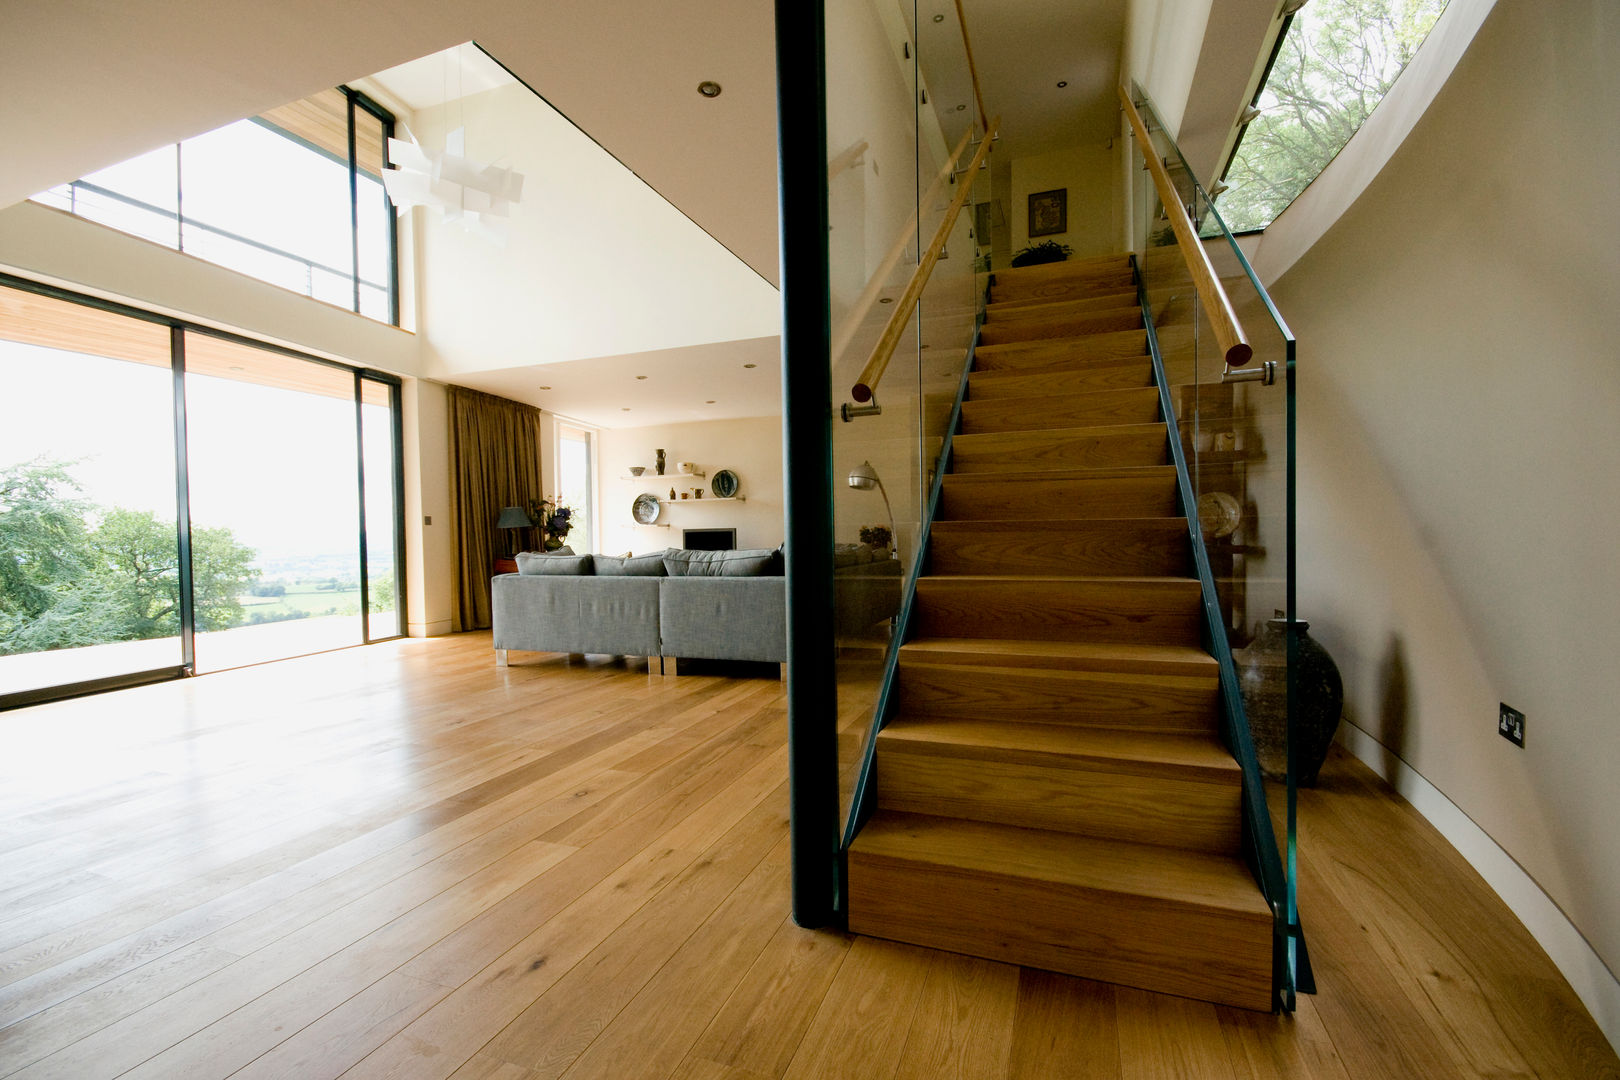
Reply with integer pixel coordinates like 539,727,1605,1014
0,459,260,653
1216,0,1447,232
1010,240,1073,268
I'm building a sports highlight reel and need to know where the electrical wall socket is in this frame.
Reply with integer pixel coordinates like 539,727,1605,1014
1499,703,1525,747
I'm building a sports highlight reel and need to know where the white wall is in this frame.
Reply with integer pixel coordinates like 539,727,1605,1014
1009,144,1121,260
596,417,784,556
401,379,454,637
410,83,780,381
1270,0,1620,1037
0,202,422,376
1123,0,1215,137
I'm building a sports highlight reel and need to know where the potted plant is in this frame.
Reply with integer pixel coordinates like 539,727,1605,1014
1010,240,1072,267
859,524,893,553
528,496,576,551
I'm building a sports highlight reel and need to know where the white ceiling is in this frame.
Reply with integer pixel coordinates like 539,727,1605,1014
0,0,1239,431
450,336,784,429
0,0,781,286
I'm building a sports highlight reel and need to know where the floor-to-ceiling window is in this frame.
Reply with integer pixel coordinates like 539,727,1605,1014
0,289,184,700
0,279,405,708
33,87,399,324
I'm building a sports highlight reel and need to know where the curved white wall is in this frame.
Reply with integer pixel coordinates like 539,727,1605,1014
1268,0,1620,1042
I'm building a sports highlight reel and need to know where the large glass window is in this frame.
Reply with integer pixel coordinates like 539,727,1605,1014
33,88,398,324
0,279,405,708
0,291,182,699
1213,0,1448,232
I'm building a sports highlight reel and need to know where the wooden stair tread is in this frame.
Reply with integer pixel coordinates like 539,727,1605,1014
953,422,1164,446
986,298,1143,323
851,811,1269,918
942,464,1176,485
878,718,1239,780
985,289,1141,315
972,330,1150,370
918,573,1197,586
900,637,1216,676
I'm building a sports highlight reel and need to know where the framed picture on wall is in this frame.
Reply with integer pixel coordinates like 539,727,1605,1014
1028,188,1067,237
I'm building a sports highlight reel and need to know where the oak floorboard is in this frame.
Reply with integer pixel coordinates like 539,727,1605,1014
685,918,852,1077
0,634,1611,1080
892,952,1019,1080
1007,970,1121,1080
778,937,934,1080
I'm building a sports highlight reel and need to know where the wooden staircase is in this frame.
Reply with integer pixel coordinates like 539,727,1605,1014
845,252,1274,1012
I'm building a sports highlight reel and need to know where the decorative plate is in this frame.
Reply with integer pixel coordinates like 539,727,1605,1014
632,493,662,524
711,469,740,499
1196,490,1241,539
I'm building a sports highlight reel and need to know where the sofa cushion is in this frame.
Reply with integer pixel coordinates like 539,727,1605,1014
516,548,593,575
833,543,876,568
663,547,781,577
595,550,669,577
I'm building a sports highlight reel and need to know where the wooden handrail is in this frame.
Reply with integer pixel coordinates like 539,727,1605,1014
829,128,974,374
953,0,989,136
851,117,999,404
1117,86,1252,367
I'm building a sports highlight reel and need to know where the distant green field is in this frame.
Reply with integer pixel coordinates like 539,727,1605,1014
237,583,365,620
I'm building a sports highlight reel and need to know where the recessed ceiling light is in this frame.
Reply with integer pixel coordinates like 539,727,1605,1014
879,297,894,304
743,363,757,369
635,375,648,380
698,81,722,98
538,385,551,390
1057,80,1068,88
622,407,631,411
956,104,967,111
706,400,716,404
932,13,945,21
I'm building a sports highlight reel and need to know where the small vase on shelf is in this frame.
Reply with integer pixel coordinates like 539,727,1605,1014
655,449,666,475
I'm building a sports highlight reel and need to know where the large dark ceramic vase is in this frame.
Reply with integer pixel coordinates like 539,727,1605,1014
1238,618,1343,786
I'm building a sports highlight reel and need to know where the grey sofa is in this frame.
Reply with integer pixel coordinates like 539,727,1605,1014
491,547,788,673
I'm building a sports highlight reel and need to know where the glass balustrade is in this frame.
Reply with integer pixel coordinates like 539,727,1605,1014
1127,82,1302,1006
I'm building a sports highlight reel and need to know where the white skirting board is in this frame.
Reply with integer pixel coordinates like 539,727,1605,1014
1336,721,1620,1054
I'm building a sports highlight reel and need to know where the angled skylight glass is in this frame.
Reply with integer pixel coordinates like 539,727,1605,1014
1215,0,1449,233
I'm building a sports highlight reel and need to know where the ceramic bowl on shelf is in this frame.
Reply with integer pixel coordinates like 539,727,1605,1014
629,466,646,476
677,462,695,475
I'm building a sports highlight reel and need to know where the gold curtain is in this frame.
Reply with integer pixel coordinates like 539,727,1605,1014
448,386,543,631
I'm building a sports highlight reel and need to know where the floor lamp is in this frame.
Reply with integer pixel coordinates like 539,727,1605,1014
847,461,895,553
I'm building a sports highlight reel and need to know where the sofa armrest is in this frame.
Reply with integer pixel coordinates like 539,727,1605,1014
658,577,786,663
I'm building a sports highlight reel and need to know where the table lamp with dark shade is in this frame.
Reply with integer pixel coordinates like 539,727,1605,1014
496,505,533,555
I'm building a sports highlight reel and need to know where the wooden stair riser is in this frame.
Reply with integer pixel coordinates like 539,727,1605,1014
874,745,1241,852
989,258,1136,303
973,330,1148,373
985,288,1142,318
979,308,1144,347
846,849,1273,1011
960,389,1162,435
895,662,1217,734
928,520,1190,577
898,638,1218,678
985,296,1143,328
950,426,1168,474
913,577,1203,646
967,363,1155,399
939,471,1179,521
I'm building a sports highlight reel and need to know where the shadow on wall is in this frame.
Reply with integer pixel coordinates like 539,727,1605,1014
1376,633,1411,766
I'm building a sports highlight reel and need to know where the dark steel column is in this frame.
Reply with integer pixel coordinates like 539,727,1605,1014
775,0,838,928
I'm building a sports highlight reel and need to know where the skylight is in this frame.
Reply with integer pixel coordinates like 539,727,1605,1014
1214,0,1449,233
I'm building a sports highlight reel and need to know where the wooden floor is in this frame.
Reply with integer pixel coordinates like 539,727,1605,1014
0,633,1613,1079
